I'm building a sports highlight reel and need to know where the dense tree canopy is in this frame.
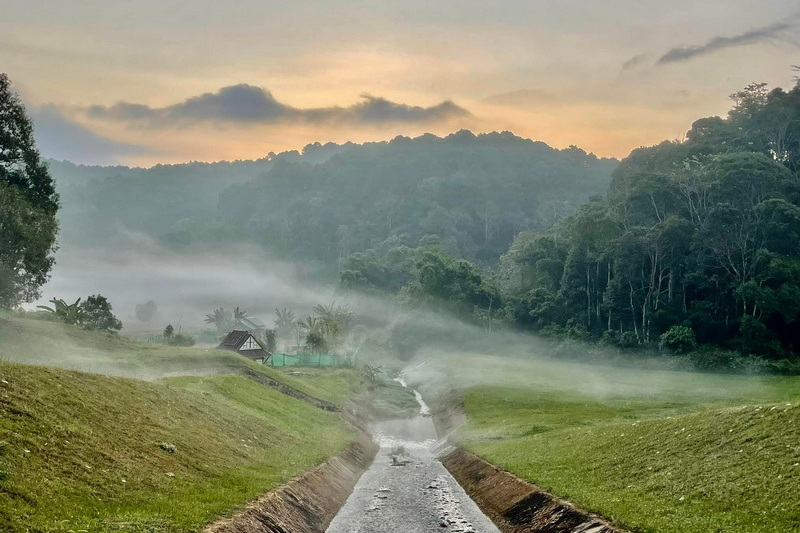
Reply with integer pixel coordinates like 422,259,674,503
338,82,800,365
0,73,59,308
496,82,800,360
49,131,616,270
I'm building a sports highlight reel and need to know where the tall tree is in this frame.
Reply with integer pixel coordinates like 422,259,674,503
0,73,59,307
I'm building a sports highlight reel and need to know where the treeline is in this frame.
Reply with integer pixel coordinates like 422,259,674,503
342,83,800,369
50,131,616,267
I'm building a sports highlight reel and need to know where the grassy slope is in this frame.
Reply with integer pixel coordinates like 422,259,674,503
0,361,352,533
422,353,800,533
0,317,356,406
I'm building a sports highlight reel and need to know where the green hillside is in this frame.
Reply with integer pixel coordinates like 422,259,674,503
0,361,352,532
433,354,800,533
0,317,356,406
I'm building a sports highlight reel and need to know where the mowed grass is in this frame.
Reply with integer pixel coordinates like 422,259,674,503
0,317,357,406
418,353,800,533
0,361,353,533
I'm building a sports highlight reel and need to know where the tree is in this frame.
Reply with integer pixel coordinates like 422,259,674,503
232,306,250,321
80,294,122,332
0,73,59,308
305,330,326,354
660,325,697,354
274,307,296,342
163,324,174,338
265,328,277,352
37,294,121,332
204,307,231,334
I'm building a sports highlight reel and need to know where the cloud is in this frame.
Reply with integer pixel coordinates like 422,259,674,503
620,53,649,72
86,84,471,127
31,105,156,165
657,21,796,65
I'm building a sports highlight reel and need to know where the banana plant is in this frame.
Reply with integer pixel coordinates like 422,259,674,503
37,297,86,325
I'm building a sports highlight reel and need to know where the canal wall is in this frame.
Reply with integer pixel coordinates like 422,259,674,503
203,432,378,533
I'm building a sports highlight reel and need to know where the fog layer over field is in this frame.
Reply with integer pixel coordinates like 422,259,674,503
30,235,342,332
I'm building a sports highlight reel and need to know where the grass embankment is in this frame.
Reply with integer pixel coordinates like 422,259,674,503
0,317,356,406
421,353,800,533
0,361,353,532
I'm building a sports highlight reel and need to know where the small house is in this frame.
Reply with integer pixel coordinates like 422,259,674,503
217,330,272,363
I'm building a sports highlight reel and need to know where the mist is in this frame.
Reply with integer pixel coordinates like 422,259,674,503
30,234,340,334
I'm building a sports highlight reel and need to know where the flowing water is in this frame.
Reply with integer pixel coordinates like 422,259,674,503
325,379,499,533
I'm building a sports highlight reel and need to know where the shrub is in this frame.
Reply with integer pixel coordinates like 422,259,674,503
618,331,640,349
660,325,698,354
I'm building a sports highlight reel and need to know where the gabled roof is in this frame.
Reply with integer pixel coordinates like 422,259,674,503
217,330,272,362
218,330,252,349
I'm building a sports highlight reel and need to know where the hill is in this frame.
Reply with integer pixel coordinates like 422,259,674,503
0,361,352,532
49,131,617,267
417,352,800,533
0,316,356,407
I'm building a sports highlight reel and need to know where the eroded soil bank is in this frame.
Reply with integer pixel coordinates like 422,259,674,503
441,448,623,533
203,432,377,533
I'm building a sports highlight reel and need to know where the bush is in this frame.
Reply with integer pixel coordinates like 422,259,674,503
167,334,195,347
660,325,698,354
618,331,640,349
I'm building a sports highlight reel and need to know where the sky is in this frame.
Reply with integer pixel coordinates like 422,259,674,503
2,0,799,166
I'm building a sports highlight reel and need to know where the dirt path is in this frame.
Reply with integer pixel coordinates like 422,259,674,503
325,387,500,533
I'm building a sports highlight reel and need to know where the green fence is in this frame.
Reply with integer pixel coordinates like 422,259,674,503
267,353,347,368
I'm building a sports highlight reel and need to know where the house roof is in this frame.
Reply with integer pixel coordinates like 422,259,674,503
218,330,251,349
217,330,272,360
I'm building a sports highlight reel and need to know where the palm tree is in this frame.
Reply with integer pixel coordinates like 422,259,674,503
299,315,319,333
275,307,296,331
312,302,355,351
312,302,336,320
232,306,250,321
204,307,230,334
275,307,297,350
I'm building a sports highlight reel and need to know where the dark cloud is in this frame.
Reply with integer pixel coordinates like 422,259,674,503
31,105,155,165
620,53,648,72
657,22,796,65
86,84,470,127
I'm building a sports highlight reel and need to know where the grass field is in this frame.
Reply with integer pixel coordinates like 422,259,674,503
0,361,353,532
412,352,800,533
0,316,361,531
0,317,357,406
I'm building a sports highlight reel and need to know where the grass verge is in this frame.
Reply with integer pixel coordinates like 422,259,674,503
419,353,800,533
0,361,352,532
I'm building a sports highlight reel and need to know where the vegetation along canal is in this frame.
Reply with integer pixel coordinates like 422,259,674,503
326,377,499,533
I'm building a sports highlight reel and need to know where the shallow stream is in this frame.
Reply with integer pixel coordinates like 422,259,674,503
325,379,499,533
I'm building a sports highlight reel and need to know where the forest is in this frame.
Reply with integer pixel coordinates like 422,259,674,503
341,83,800,369
50,131,616,267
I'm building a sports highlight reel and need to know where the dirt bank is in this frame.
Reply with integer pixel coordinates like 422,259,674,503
203,433,378,533
441,448,624,533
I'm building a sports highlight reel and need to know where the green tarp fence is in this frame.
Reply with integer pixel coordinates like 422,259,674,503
267,353,346,367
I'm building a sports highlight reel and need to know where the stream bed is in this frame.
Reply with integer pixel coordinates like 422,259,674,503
325,382,500,533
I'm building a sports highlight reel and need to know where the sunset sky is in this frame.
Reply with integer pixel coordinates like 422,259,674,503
2,0,799,166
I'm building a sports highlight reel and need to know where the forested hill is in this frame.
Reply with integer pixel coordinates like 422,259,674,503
339,83,800,366
491,83,800,363
49,131,617,265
